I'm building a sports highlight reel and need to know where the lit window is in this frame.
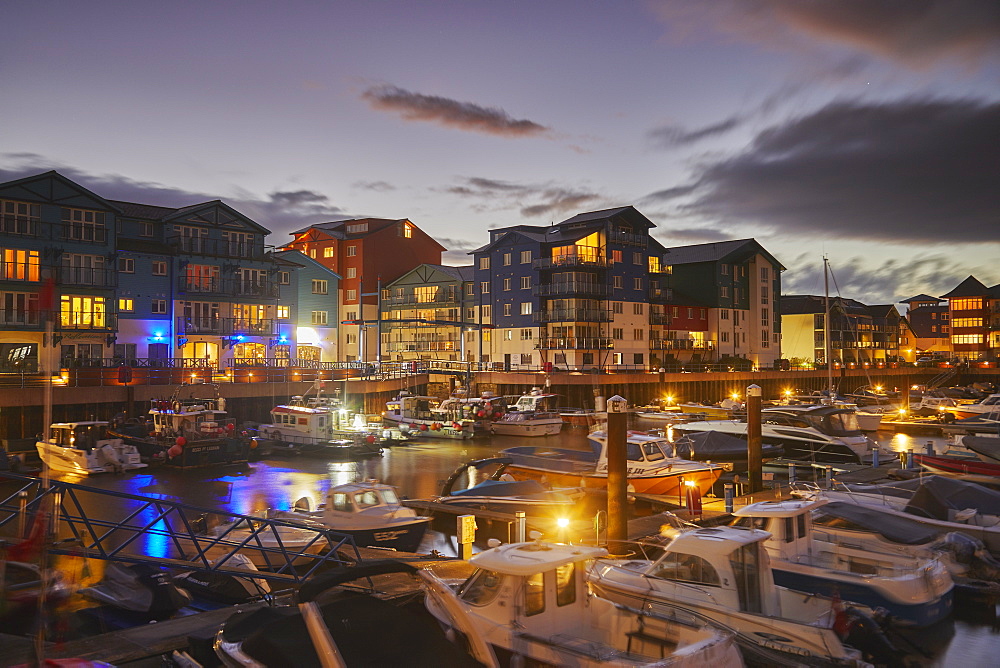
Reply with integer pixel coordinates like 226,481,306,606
503,278,511,291
520,302,532,315
402,222,412,238
118,298,134,311
480,281,490,294
277,305,290,319
1,249,40,281
324,247,334,258
479,257,490,270
60,295,105,328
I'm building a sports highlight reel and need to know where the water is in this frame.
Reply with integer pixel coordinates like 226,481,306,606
17,419,1000,666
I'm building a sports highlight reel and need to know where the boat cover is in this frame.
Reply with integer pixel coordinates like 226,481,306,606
675,431,783,460
963,436,1000,463
815,502,942,545
902,476,1000,521
450,478,549,497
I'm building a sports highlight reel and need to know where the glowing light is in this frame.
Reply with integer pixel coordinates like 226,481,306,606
731,393,740,401
664,396,674,404
684,480,697,487
784,389,793,397
556,517,570,528
874,385,883,393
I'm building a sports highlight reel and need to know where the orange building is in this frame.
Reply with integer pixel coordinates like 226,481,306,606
282,218,445,361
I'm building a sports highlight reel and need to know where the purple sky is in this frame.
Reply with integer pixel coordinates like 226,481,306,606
3,1,999,305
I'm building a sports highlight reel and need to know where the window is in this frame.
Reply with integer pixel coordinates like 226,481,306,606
612,352,623,364
346,311,357,321
720,286,728,298
118,298,133,311
344,267,356,279
762,308,769,326
633,303,644,315
60,295,105,328
761,330,770,347
151,261,167,276
503,252,511,266
688,308,694,318
520,328,532,340
312,280,328,294
346,245,357,257
482,305,491,318
346,333,357,344
61,207,107,242
479,257,490,270
721,309,729,320
633,251,642,265
323,247,334,258
952,318,984,328
140,222,154,237
951,298,982,310
118,258,134,273
520,353,532,364
651,552,721,586
634,329,644,340
520,276,531,289
672,306,679,317
311,310,328,325
503,303,511,316
952,334,983,345
520,250,531,263
347,222,369,234
721,331,729,343
152,299,167,314
278,271,290,284
613,276,623,289
503,278,511,291
480,281,490,294
1,200,40,235
520,302,532,315
525,572,545,616
761,286,768,304
612,328,623,339
276,305,289,319
761,266,770,280
346,289,357,301
309,249,317,258
633,277,642,290
459,569,504,606
1,249,40,281
401,222,413,238
504,329,512,340
612,250,622,264
554,563,576,606
722,264,729,275
613,302,623,314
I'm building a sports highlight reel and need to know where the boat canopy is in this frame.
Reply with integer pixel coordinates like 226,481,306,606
903,476,1000,520
470,541,607,576
813,502,942,545
733,498,827,518
450,478,549,498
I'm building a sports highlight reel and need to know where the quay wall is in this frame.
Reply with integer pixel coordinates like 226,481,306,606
1,368,996,445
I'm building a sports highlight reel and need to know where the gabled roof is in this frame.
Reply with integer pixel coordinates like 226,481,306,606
661,238,785,270
0,170,124,214
558,206,647,227
434,264,475,281
469,227,548,254
899,294,942,304
272,249,341,278
290,217,404,236
780,295,868,316
940,276,990,299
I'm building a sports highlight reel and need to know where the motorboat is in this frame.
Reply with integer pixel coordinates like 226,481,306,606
177,514,334,569
271,480,430,553
795,475,1000,555
215,561,482,667
913,452,1000,477
559,407,603,428
383,391,475,439
589,526,876,666
950,393,1000,421
501,430,723,496
490,387,563,436
436,389,508,436
962,433,1000,464
673,404,874,464
422,538,743,667
80,562,192,619
676,398,743,419
107,382,251,467
669,430,783,464
731,498,953,626
36,421,147,475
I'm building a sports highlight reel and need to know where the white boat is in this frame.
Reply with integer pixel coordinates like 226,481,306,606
270,480,430,553
950,393,1000,421
674,404,874,464
490,387,563,436
383,391,475,439
422,538,743,667
256,393,383,457
676,398,743,419
36,422,147,475
731,498,953,626
436,389,508,435
588,526,871,666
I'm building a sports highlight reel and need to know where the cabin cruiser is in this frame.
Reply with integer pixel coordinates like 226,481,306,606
676,398,743,419
673,404,875,464
422,538,743,667
670,430,783,464
490,387,563,436
36,421,146,475
589,526,874,666
502,430,724,496
271,480,430,553
731,498,953,626
383,391,475,439
950,393,1000,421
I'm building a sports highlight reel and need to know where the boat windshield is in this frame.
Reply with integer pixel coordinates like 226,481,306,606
458,568,504,606
826,412,862,435
730,516,768,530
381,488,399,505
353,490,382,509
641,441,667,461
625,442,644,461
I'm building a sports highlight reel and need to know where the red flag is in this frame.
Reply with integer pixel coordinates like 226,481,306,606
6,509,48,562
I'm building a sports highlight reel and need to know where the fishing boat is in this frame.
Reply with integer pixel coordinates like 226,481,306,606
673,404,874,464
731,498,953,626
270,480,430,553
501,430,723,496
35,421,146,475
436,389,509,436
383,391,475,439
490,387,564,436
589,526,876,666
255,392,383,458
107,382,251,467
422,538,743,667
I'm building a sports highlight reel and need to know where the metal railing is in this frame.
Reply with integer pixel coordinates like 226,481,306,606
536,337,614,350
175,317,278,336
0,471,360,584
534,283,611,297
177,277,280,298
532,256,607,271
533,309,613,323
165,236,267,260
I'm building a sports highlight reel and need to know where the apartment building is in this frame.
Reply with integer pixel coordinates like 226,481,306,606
780,295,902,366
899,294,950,356
940,276,1000,361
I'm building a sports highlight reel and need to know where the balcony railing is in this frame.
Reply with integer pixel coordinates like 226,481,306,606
647,287,673,303
649,339,716,351
608,231,647,247
534,282,610,297
536,337,613,350
382,294,462,306
0,310,116,331
175,317,277,336
58,266,118,288
0,217,109,244
177,277,279,298
166,235,267,260
533,309,612,323
532,256,607,271
650,312,670,325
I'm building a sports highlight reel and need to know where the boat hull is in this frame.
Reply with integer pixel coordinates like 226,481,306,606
36,441,147,475
914,453,1000,476
490,420,563,436
503,461,720,496
337,518,430,553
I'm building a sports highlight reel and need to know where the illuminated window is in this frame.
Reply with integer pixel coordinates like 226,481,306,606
309,249,317,258
277,305,290,319
414,286,436,303
503,303,511,316
118,298,133,311
520,302,532,315
479,257,490,270
2,249,39,281
503,278,511,291
951,298,982,310
324,247,334,258
648,256,663,273
401,222,412,238
952,318,983,328
60,295,105,328
612,250,622,263
951,334,983,345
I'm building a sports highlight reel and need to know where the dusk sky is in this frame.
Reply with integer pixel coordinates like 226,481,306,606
4,1,999,307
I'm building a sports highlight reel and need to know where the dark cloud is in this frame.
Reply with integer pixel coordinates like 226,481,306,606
352,180,396,192
652,97,1000,244
643,184,698,202
362,85,549,137
520,190,601,217
654,227,731,243
651,0,1000,67
648,116,742,148
444,176,604,220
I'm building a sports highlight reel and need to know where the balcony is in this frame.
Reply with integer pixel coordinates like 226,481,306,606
608,231,647,247
175,317,277,336
534,282,610,297
649,339,716,351
647,287,672,303
650,312,670,325
166,235,267,260
59,266,118,288
382,294,462,307
59,311,118,332
177,277,280,299
532,256,607,271
533,308,612,323
536,337,613,350
0,218,110,244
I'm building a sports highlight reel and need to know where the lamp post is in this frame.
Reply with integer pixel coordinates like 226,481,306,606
606,394,628,549
747,384,763,493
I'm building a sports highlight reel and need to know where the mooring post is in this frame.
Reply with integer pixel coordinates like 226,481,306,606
746,384,763,493
872,447,880,468
606,394,629,550
17,490,28,537
457,514,476,560
724,483,735,514
515,511,526,543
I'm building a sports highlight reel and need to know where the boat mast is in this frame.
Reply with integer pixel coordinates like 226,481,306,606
824,256,833,399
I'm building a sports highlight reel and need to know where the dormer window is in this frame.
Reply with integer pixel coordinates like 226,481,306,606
347,222,369,234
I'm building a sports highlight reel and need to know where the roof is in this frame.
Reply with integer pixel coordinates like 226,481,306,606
661,238,784,270
470,541,607,575
780,295,867,315
899,294,942,304
733,498,827,518
665,527,770,556
109,200,177,220
430,264,475,281
940,275,990,299
557,206,649,228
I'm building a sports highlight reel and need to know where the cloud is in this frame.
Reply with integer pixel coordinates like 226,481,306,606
444,176,605,219
362,85,549,137
353,180,396,192
650,0,1000,68
651,97,1000,244
520,190,601,217
648,116,742,148
654,227,731,243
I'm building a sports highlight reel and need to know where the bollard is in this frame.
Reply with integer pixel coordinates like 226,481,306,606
515,511,526,543
824,465,834,490
18,490,28,537
724,483,734,514
871,448,880,468
457,514,476,560
787,462,797,485
906,449,914,470
925,441,934,456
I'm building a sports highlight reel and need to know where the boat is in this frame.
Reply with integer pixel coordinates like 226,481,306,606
962,433,1000,464
673,404,874,464
107,382,251,467
437,457,584,517
270,480,430,553
795,475,1000,555
422,538,743,667
914,452,1000,476
676,398,743,419
383,390,475,439
255,393,383,458
501,430,724,496
214,561,482,668
436,388,509,436
173,553,271,604
731,498,953,626
950,393,1000,421
490,387,563,436
35,421,147,475
559,407,603,428
670,429,783,464
80,562,192,619
589,526,878,666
